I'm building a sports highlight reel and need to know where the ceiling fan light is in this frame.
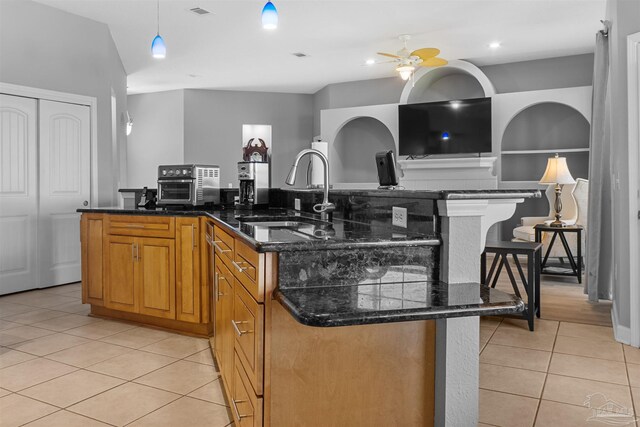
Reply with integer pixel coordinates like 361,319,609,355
396,65,415,81
151,34,166,59
262,1,278,30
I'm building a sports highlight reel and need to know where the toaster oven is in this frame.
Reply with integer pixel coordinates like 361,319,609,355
157,164,220,206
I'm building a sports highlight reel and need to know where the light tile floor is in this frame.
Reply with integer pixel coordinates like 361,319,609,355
2,283,638,427
0,283,233,427
480,316,640,427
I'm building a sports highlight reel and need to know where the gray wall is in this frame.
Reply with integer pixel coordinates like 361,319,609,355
334,117,395,183
183,89,314,188
606,0,640,331
127,91,184,188
0,0,127,206
313,54,595,135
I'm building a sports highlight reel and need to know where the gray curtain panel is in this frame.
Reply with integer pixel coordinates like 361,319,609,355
586,21,613,301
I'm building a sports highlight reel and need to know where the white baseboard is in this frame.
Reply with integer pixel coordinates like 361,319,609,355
612,303,631,345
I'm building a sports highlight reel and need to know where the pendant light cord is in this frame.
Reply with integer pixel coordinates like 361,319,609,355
157,0,160,36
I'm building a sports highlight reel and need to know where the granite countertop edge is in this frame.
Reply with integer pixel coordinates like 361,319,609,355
273,287,525,328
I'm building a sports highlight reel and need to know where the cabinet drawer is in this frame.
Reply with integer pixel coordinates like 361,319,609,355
232,283,264,395
213,226,235,269
232,352,263,427
233,239,263,302
106,215,175,238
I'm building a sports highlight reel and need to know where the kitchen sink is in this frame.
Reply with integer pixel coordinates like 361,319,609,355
236,215,335,241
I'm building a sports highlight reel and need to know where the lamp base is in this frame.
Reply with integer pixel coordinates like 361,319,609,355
549,219,565,227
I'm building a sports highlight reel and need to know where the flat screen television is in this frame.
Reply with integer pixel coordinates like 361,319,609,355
398,97,492,156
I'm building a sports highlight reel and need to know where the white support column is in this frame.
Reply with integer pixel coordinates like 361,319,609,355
434,198,525,427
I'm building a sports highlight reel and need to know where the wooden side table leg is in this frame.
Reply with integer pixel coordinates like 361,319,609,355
577,230,583,284
535,249,541,318
526,252,535,331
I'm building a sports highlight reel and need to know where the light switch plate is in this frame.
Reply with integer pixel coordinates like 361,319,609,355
294,198,301,210
392,206,407,228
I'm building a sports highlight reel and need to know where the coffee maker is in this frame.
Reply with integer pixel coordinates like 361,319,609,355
237,162,269,208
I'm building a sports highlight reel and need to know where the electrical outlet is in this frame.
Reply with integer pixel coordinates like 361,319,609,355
294,198,301,210
392,206,407,228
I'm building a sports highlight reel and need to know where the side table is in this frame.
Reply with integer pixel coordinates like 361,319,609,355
534,224,583,283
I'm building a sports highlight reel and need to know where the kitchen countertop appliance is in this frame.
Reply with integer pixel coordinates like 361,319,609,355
237,161,269,208
157,164,220,206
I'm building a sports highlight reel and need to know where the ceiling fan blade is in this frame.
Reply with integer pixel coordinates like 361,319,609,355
361,60,395,66
420,57,448,67
410,48,440,60
377,52,401,59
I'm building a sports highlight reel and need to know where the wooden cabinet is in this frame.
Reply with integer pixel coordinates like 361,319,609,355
232,282,264,394
80,213,211,336
138,237,175,319
214,255,235,385
81,214,104,306
176,217,201,323
232,352,263,427
104,235,138,313
104,235,175,318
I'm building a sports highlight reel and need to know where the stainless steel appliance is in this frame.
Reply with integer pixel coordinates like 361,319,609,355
157,164,220,206
237,162,269,207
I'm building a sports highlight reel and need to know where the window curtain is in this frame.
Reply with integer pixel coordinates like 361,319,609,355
586,21,613,301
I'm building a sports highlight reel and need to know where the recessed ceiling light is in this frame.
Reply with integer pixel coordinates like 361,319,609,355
291,52,309,58
489,41,501,49
365,59,375,66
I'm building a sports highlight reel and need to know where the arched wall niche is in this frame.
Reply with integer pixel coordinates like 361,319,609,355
320,104,398,185
333,117,396,183
399,60,496,105
407,71,486,104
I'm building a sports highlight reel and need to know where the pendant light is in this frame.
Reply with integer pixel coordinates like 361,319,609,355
261,1,278,30
151,0,166,59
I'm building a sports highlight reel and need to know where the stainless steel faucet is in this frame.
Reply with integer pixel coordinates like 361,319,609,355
285,149,335,219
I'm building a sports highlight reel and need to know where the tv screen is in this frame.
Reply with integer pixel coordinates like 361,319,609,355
398,97,492,156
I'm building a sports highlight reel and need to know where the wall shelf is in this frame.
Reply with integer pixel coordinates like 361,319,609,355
501,148,589,155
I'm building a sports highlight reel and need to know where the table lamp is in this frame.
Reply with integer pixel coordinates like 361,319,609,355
539,153,576,227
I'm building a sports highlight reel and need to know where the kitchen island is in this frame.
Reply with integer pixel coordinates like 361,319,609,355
79,188,539,427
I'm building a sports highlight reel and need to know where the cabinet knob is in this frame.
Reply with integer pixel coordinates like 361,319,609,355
83,200,88,206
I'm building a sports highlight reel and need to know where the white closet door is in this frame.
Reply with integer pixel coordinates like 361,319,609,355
0,94,38,294
38,100,90,288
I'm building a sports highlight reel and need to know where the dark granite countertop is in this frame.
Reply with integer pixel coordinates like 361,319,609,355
77,207,440,253
279,188,541,200
274,281,524,327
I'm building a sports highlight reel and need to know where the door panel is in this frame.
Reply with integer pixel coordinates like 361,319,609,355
138,237,175,319
104,235,137,313
38,99,90,288
176,218,200,323
0,94,38,294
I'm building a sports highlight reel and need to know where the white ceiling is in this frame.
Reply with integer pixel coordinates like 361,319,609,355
34,0,606,94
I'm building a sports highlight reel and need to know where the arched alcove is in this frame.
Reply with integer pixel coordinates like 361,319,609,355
400,60,496,105
500,102,590,182
333,117,395,183
407,71,486,104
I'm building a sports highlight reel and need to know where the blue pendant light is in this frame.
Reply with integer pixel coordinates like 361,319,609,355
151,0,166,58
261,1,278,30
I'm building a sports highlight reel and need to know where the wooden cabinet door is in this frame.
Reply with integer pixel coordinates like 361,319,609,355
104,235,137,313
138,237,175,319
81,214,104,305
215,256,234,384
176,218,201,323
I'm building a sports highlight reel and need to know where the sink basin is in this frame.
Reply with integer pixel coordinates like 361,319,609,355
242,221,308,228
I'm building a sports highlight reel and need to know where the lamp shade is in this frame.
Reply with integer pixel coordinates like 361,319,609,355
151,34,166,59
262,1,278,30
539,154,575,185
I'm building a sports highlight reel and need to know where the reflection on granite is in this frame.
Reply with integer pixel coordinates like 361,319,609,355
278,246,439,288
275,281,524,327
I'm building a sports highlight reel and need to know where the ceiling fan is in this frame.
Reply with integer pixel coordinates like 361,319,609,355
375,35,448,81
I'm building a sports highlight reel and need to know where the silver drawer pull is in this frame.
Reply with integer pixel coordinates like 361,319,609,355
232,260,247,273
212,240,231,253
231,398,252,420
231,320,252,337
